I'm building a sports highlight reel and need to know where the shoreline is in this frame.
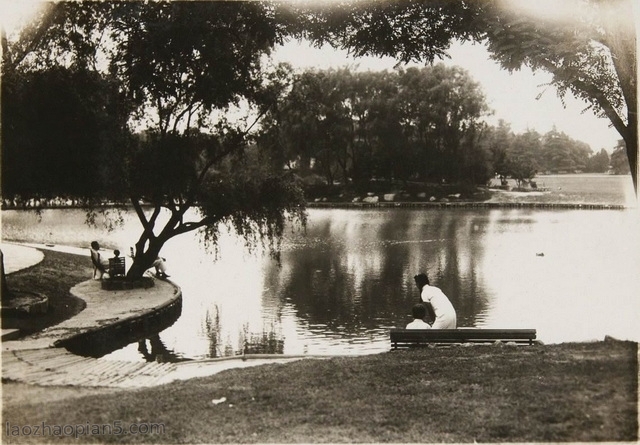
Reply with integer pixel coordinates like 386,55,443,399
2,199,631,211
1,244,635,388
306,200,629,210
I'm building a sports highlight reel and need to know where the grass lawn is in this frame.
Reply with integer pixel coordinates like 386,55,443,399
3,341,637,443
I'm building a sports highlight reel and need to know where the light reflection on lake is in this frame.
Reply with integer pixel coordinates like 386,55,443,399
2,206,639,361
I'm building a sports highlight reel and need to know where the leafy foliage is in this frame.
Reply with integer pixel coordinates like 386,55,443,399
263,64,492,186
2,1,306,278
610,141,631,175
586,148,611,173
1,66,130,201
106,2,291,134
509,130,541,186
297,0,637,192
296,0,483,64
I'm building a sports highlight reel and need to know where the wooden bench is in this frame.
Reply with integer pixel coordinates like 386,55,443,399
390,328,537,349
108,257,126,278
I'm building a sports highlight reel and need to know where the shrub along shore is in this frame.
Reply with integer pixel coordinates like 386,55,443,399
2,249,638,443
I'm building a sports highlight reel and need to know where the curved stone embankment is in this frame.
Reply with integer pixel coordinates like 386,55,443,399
2,276,182,387
3,277,182,352
2,266,326,388
57,279,182,357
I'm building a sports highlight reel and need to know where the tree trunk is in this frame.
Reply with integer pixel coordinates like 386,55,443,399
126,238,166,279
623,131,638,197
1,250,11,301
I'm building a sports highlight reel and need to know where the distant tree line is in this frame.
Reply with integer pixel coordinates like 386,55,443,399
258,65,627,188
259,64,492,186
486,122,629,186
296,0,637,193
5,63,628,207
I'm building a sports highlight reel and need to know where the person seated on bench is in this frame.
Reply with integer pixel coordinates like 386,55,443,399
406,304,432,330
414,272,457,329
109,250,126,277
90,241,110,280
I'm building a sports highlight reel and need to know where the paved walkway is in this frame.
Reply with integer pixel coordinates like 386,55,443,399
1,242,321,388
2,348,312,388
1,242,45,274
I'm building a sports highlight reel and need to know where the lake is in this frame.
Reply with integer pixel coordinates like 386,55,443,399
2,175,639,360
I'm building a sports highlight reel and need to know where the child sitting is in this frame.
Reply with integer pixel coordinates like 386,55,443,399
406,303,432,330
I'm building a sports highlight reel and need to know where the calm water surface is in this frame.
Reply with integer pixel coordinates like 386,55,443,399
3,204,640,360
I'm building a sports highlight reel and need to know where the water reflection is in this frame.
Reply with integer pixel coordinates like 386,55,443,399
2,206,639,360
202,307,225,358
267,210,492,335
137,335,189,363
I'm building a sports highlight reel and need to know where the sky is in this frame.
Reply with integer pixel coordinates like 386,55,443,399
271,38,622,153
0,0,624,153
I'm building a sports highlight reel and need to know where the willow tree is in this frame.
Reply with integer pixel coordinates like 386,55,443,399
1,1,305,279
297,0,638,194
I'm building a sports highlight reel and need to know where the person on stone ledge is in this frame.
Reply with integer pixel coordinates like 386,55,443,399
129,247,170,278
153,256,170,279
414,272,456,329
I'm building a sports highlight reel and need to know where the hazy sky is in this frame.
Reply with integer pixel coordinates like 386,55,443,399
272,39,622,153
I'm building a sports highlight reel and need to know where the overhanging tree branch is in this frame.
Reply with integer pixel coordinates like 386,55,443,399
4,3,64,71
180,99,279,213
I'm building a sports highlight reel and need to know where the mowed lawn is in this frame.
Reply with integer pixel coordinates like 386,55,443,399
3,340,637,443
493,174,635,206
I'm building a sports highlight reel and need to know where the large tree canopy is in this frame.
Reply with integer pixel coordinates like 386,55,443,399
260,64,491,186
2,1,305,278
295,0,637,194
2,66,129,201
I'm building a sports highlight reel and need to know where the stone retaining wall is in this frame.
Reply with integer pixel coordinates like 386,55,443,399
56,286,182,358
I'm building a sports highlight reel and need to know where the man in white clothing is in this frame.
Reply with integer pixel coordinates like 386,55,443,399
414,272,457,329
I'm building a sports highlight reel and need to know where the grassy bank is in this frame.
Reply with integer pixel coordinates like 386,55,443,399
2,249,88,335
3,341,637,443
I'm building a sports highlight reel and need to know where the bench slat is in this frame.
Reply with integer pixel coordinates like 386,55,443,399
390,328,537,349
108,257,126,277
